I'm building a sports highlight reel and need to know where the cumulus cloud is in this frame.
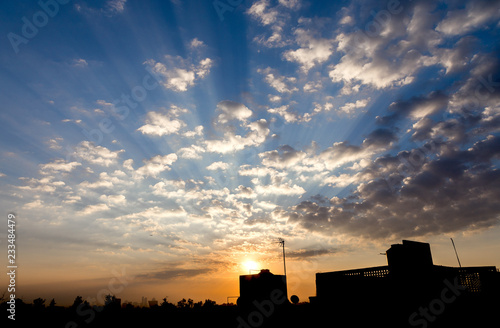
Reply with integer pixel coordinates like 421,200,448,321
436,1,500,36
267,105,300,123
134,154,178,178
338,98,371,115
204,100,270,154
285,135,500,240
283,28,335,72
215,101,253,124
138,106,187,136
207,161,229,171
40,159,81,174
258,67,298,94
145,55,213,92
259,145,307,169
72,141,124,167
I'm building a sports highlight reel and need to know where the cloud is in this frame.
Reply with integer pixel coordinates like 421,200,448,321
284,131,500,240
72,141,124,167
338,97,371,115
106,0,126,14
258,67,298,94
80,203,110,215
79,171,133,189
177,145,205,160
207,161,229,171
215,101,253,124
267,105,300,123
304,129,397,171
72,58,88,68
205,119,270,154
254,182,306,196
283,28,335,72
436,1,500,36
138,107,187,136
135,154,178,178
145,55,213,92
377,91,448,126
247,0,279,26
39,159,81,174
259,145,306,169
99,194,127,206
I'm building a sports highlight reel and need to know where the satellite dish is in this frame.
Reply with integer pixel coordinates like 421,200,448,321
290,295,299,304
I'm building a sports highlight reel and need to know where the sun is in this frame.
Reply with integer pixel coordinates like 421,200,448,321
242,260,259,273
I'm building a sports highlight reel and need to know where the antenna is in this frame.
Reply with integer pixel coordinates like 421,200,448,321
450,238,462,268
277,238,286,276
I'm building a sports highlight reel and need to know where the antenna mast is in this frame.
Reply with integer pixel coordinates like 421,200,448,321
278,238,286,276
450,238,462,268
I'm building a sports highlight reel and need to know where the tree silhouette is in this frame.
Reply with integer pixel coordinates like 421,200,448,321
72,296,83,309
49,298,56,308
177,298,187,308
203,299,216,308
33,297,46,309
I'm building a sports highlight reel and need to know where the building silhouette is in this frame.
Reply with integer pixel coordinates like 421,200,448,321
238,269,288,308
311,240,500,327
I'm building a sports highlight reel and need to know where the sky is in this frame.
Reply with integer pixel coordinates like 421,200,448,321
1,0,500,306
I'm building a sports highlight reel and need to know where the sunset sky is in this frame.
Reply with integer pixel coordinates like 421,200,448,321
1,0,500,306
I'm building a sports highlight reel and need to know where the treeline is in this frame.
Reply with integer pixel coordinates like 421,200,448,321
0,294,242,327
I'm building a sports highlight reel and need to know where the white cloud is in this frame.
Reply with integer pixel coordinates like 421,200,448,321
205,119,270,154
40,159,81,174
207,161,229,171
138,110,186,136
436,1,500,36
106,0,126,13
259,146,307,169
247,0,278,26
267,105,299,123
338,98,371,115
135,154,178,178
145,55,213,92
215,101,253,124
72,58,88,68
73,141,124,167
255,182,306,196
177,145,205,159
79,171,133,189
283,28,335,72
190,38,205,48
99,194,127,206
183,125,204,138
258,67,298,94
80,203,110,215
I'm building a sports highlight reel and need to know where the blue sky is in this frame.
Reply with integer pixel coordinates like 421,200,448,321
1,0,500,304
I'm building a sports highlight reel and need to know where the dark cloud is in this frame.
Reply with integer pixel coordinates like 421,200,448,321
286,135,500,240
376,91,449,126
135,268,210,282
286,248,336,259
